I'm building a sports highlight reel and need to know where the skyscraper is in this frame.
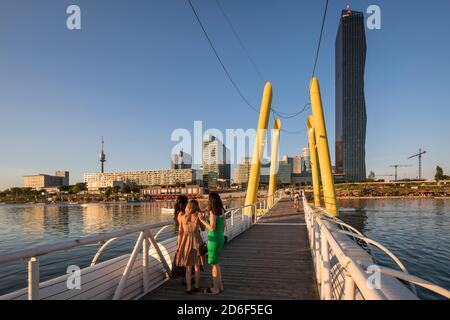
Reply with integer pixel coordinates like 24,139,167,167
202,136,231,188
335,6,367,182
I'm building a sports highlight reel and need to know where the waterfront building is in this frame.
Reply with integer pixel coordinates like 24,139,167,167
24,171,70,190
335,6,367,182
292,156,302,174
277,160,292,185
84,169,197,192
141,184,204,198
301,147,311,173
202,136,231,188
233,157,252,187
171,150,192,169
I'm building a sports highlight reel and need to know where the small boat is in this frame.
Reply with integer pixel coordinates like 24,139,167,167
161,208,174,214
339,207,356,212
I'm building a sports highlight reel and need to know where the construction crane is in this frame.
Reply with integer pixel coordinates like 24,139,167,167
408,148,427,180
389,164,412,181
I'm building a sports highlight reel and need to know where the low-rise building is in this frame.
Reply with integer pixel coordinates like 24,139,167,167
24,171,70,190
84,169,197,192
141,184,204,198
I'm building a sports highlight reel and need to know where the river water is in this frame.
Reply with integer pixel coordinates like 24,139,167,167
0,198,448,299
338,198,450,300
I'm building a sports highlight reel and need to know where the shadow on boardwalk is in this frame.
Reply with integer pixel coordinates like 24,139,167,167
141,198,319,300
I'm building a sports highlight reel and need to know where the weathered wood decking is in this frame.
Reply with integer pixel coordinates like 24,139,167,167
141,199,319,300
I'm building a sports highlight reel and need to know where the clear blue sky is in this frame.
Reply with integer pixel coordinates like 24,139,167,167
1,0,449,189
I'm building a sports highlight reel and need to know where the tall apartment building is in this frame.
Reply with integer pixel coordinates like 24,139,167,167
336,7,367,181
301,147,311,172
202,136,231,188
234,157,252,186
24,171,70,190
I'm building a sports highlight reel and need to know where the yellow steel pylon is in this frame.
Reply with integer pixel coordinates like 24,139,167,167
268,117,281,209
307,116,321,207
309,77,337,216
244,82,273,215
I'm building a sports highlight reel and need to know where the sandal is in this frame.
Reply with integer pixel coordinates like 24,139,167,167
203,288,220,295
185,289,193,295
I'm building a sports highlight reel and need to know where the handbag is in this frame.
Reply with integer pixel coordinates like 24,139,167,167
199,242,208,256
170,251,186,279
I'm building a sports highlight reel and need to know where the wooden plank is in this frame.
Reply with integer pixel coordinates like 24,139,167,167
142,199,319,300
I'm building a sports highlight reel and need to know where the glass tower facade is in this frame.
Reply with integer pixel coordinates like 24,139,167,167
335,9,367,182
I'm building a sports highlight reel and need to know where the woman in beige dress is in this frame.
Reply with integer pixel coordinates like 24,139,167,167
175,199,203,294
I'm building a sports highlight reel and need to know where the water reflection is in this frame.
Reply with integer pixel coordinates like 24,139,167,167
338,198,450,300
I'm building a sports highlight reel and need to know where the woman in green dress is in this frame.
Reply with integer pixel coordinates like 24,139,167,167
198,192,225,295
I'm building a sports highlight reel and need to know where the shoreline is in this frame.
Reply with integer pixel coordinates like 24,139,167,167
2,195,450,206
337,196,450,200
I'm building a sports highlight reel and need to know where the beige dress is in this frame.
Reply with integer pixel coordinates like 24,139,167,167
175,214,203,267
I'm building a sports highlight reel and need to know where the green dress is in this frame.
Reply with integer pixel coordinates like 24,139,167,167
207,215,225,265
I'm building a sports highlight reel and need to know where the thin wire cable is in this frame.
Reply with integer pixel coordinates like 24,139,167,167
187,0,259,113
311,0,329,78
273,103,311,119
205,0,310,119
214,0,265,83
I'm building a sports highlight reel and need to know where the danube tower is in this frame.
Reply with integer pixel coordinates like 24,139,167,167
99,137,106,173
335,5,367,182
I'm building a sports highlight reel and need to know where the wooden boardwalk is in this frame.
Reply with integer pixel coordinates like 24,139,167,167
141,198,319,300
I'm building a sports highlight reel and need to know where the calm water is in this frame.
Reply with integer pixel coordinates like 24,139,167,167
338,198,450,300
0,199,243,296
0,199,449,299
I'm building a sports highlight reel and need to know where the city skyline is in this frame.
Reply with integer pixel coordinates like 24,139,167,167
1,1,450,189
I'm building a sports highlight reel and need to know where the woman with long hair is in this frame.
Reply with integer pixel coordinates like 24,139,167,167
174,199,203,294
173,195,188,227
198,192,225,295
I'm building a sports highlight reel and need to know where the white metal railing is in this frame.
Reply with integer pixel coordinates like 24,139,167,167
302,193,450,300
0,190,283,300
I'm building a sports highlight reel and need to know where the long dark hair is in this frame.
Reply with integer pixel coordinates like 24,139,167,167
208,192,224,216
174,195,188,224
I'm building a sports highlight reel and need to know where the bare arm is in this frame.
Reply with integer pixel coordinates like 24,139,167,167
198,211,216,232
177,215,183,248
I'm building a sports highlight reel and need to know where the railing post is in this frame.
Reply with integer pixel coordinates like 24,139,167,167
28,257,39,300
147,231,172,277
321,234,331,300
142,230,150,294
314,223,322,290
344,274,356,300
113,232,145,300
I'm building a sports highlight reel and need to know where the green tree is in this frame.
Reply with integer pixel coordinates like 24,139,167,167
58,185,71,193
120,184,131,194
435,166,444,181
129,182,140,193
368,171,376,180
105,187,113,197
